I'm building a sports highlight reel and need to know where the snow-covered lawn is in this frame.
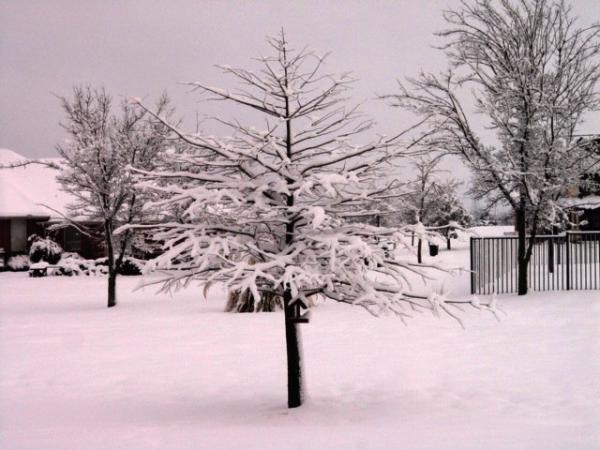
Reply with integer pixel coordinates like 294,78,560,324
1,234,599,449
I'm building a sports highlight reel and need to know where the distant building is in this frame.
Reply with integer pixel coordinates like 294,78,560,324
562,137,600,231
0,149,104,265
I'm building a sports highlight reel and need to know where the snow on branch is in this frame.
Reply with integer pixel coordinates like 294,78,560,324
132,31,486,322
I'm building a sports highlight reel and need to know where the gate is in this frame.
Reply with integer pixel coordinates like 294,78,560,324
470,231,600,295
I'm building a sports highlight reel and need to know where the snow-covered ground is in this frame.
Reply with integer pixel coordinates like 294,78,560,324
1,231,599,449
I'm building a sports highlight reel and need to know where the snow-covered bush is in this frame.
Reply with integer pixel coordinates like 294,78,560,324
23,250,107,277
7,254,29,271
29,237,63,264
94,256,143,276
54,253,100,276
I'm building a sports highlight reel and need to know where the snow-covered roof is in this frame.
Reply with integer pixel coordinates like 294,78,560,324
0,149,70,219
469,225,515,237
558,195,600,210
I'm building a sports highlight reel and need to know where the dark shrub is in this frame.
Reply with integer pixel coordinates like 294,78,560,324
95,256,142,275
118,257,142,276
29,237,63,264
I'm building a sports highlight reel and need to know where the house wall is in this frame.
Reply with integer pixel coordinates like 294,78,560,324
582,209,600,231
50,224,105,260
80,232,105,260
10,219,27,252
0,219,10,264
0,218,50,265
27,220,46,241
0,218,106,266
1,218,130,264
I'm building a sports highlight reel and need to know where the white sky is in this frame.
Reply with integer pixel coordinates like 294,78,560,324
1,0,599,163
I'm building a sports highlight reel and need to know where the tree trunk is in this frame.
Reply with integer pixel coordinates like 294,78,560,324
284,287,303,408
516,205,528,295
417,238,422,263
446,237,451,250
283,213,304,407
281,47,304,408
104,220,117,308
108,269,117,308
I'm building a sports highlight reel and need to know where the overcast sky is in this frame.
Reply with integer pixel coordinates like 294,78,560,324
1,0,600,160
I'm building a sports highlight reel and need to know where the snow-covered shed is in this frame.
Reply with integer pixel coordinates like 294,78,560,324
0,149,103,264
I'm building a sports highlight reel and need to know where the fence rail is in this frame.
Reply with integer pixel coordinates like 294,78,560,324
470,231,600,295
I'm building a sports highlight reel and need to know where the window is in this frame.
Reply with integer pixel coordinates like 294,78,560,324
63,227,82,253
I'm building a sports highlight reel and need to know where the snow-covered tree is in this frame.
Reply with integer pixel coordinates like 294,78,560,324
427,179,472,250
405,155,446,262
133,32,494,408
405,158,471,254
55,86,172,307
385,0,600,295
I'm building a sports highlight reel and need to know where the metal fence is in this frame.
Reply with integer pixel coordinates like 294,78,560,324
470,231,600,295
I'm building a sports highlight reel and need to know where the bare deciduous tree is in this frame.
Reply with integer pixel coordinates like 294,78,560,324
385,0,600,294
427,179,472,250
55,86,172,307
406,154,446,262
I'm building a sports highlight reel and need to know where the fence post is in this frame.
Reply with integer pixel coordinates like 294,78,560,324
548,237,554,273
470,237,475,295
566,232,571,291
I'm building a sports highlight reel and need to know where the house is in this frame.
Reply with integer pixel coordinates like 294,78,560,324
562,137,600,231
0,149,104,266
